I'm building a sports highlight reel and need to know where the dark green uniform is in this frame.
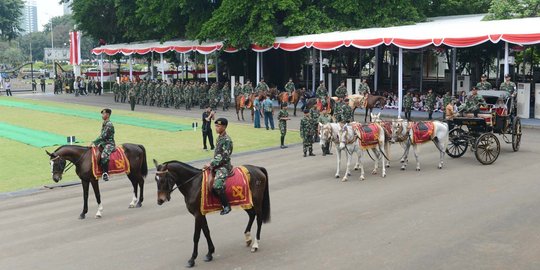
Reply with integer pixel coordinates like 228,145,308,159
211,133,233,190
499,81,516,95
476,81,492,90
93,119,115,177
459,93,487,116
335,85,347,99
403,93,413,120
284,81,295,94
300,114,316,156
425,92,436,119
316,84,328,108
357,82,370,94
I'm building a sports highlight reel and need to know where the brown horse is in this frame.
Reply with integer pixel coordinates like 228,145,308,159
363,95,386,123
235,93,255,121
347,94,365,121
153,159,271,268
278,89,305,116
266,87,279,100
46,144,148,219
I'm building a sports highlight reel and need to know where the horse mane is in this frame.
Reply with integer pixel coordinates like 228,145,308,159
163,160,201,174
53,144,90,153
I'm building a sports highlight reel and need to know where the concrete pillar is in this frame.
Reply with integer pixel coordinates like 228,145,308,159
398,47,403,118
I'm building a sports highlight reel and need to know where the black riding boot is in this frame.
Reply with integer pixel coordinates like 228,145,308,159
280,136,287,149
309,149,316,156
101,160,109,181
217,189,231,215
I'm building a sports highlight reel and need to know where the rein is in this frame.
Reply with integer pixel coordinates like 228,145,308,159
53,148,90,174
156,168,202,195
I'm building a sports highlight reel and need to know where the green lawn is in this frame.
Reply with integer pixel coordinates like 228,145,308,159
0,97,301,193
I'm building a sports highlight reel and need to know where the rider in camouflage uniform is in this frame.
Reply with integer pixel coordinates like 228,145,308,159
92,108,115,181
203,118,233,215
316,81,328,108
284,79,295,95
357,78,370,95
300,109,316,157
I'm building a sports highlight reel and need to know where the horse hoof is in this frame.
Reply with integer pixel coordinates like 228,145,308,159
438,165,442,169
335,175,340,179
416,168,421,171
246,239,252,247
95,214,102,219
400,167,406,171
204,254,213,262
360,176,365,181
371,171,377,175
382,173,387,178
251,247,258,253
136,203,143,208
354,167,359,171
79,214,86,220
128,204,135,209
341,178,348,182
186,260,195,268
386,164,390,168
347,172,351,176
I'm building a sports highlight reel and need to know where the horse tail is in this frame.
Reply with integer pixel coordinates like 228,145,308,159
139,144,148,178
259,166,271,223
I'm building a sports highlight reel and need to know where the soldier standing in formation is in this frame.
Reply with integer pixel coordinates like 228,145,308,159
222,82,231,111
403,91,413,121
335,81,347,100
277,103,290,149
128,86,136,111
40,76,46,92
425,88,436,120
300,109,316,157
476,74,492,90
318,109,333,156
202,118,233,215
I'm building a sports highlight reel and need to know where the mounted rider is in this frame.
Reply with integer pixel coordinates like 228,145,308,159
316,80,329,110
92,108,115,181
203,118,233,215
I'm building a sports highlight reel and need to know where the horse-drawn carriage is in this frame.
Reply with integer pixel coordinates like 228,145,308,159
446,90,522,165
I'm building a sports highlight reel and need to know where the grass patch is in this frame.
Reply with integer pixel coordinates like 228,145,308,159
0,96,301,193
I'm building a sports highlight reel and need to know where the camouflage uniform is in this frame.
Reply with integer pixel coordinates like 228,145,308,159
336,101,353,123
476,81,492,90
222,83,231,110
318,112,332,125
403,93,413,120
211,133,233,190
357,82,370,95
128,87,136,111
278,108,289,148
93,119,115,177
425,92,436,119
335,85,347,99
300,114,316,156
499,81,516,95
112,83,120,102
234,83,242,98
185,83,193,110
316,84,328,108
284,81,295,94
459,93,487,116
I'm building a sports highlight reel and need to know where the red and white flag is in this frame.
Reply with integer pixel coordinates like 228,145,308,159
69,31,82,65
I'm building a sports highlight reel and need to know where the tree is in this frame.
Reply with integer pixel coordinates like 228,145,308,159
486,0,540,20
0,46,25,65
0,0,24,41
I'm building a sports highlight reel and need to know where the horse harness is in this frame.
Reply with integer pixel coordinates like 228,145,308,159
155,167,202,196
50,149,90,174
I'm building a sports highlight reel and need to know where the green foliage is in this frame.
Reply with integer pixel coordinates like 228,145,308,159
0,0,23,41
486,0,540,20
0,46,25,65
419,0,491,17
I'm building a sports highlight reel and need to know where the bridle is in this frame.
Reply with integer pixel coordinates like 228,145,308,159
50,149,90,174
339,125,357,155
392,120,410,143
155,166,202,196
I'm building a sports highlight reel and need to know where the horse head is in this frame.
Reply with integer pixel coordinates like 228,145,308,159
153,159,174,205
319,123,332,146
390,118,406,143
338,123,354,150
371,112,381,123
46,150,66,182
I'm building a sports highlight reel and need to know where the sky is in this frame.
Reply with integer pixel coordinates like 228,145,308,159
32,0,65,31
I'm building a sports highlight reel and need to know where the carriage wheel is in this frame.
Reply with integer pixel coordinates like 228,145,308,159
475,133,500,165
446,128,468,158
512,117,521,152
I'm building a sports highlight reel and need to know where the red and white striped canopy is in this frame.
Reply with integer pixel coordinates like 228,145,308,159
92,14,540,56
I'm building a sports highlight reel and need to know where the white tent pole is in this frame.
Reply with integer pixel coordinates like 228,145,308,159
129,55,133,81
452,48,457,96
504,42,509,75
215,52,219,82
312,47,316,93
160,53,165,81
319,49,323,83
151,52,154,80
204,54,208,82
256,52,260,83
419,48,423,92
374,46,379,93
99,53,104,94
398,47,403,118
260,52,264,79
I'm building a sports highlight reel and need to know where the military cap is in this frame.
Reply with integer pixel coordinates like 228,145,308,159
481,74,487,78
504,73,511,78
303,109,310,114
214,118,228,126
101,108,112,114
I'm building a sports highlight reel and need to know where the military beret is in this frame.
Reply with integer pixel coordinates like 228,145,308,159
303,109,310,114
214,118,228,126
504,74,510,78
101,108,112,114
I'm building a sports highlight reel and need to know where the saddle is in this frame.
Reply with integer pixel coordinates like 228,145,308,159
411,122,435,144
316,97,332,112
201,166,253,215
91,146,130,180
282,92,290,103
352,123,380,149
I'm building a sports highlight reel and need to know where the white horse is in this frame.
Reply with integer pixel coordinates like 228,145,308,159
347,122,388,179
390,118,449,171
320,123,362,180
336,123,365,181
370,112,392,168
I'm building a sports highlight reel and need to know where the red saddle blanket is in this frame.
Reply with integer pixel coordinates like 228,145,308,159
381,121,392,137
316,98,332,112
91,146,131,180
201,166,253,215
281,92,290,103
240,96,246,108
412,122,435,144
352,123,380,149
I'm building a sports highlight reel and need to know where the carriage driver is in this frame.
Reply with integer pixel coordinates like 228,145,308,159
458,87,487,117
91,108,115,181
203,118,233,215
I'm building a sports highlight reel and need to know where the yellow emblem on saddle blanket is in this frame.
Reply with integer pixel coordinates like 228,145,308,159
200,166,253,215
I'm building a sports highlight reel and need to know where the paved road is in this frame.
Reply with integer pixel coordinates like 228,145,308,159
2,93,540,270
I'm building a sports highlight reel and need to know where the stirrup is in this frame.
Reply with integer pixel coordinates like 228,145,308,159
102,173,109,181
220,205,231,215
